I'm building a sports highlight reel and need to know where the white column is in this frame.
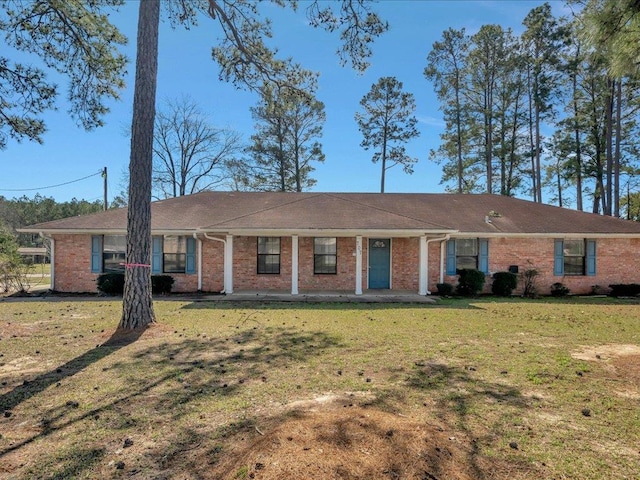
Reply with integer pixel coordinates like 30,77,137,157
197,237,203,291
355,236,363,295
419,235,428,295
49,236,55,291
291,235,299,295
225,235,233,294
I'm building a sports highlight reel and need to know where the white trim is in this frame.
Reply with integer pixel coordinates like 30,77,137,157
225,235,233,294
291,235,299,295
48,235,55,290
195,235,202,291
419,236,427,295
21,227,640,241
355,236,363,295
201,228,456,238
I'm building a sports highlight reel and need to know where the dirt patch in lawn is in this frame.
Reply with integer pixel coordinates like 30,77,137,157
572,344,640,398
201,394,534,480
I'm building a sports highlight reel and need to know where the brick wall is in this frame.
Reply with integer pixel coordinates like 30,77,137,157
52,234,640,295
53,234,98,292
437,237,640,295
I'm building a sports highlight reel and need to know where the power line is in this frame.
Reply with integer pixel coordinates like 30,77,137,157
0,169,103,192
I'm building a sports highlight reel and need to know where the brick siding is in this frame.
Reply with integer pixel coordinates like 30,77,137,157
52,234,640,295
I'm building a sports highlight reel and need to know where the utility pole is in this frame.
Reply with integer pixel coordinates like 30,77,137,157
102,167,108,211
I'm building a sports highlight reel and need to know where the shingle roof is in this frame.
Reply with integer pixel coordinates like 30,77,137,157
20,191,640,236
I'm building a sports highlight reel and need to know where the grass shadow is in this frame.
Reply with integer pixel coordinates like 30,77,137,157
0,327,146,413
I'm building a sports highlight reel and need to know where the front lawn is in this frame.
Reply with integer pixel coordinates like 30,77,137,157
0,297,638,479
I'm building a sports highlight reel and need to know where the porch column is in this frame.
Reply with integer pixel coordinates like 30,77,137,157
355,236,363,295
291,235,299,295
225,235,233,294
49,236,55,291
419,235,428,295
197,236,203,291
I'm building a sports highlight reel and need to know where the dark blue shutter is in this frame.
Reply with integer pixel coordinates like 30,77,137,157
586,239,596,276
554,239,564,276
446,240,457,275
478,239,489,274
152,236,163,274
91,235,103,273
186,237,196,274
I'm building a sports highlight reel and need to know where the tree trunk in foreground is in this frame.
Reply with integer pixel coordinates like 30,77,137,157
120,0,160,330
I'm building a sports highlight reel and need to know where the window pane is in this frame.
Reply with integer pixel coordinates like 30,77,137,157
258,254,280,274
456,256,478,271
258,237,280,254
103,235,126,272
456,238,478,256
314,237,336,254
164,236,186,254
564,239,584,256
314,255,337,274
164,253,186,273
104,235,126,253
104,253,126,272
564,256,585,275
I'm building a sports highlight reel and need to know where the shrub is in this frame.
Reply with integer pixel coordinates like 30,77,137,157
521,268,539,298
491,271,518,296
152,275,175,294
436,282,453,296
456,269,485,296
97,273,175,295
608,284,640,297
97,273,125,295
550,282,570,297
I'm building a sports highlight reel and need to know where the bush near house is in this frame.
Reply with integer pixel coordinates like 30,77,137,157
608,283,640,297
550,282,570,297
456,269,485,296
491,271,518,297
97,273,174,295
436,282,453,296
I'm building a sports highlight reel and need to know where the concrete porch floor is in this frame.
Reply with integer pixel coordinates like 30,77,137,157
196,290,438,304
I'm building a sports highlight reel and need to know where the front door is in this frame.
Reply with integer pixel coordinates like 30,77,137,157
368,238,390,289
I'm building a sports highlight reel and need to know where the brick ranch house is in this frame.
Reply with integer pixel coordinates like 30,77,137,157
19,191,640,295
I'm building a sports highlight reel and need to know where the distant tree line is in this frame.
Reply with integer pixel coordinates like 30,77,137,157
425,1,640,217
0,195,103,246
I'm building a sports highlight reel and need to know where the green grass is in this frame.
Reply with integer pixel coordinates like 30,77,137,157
0,297,639,479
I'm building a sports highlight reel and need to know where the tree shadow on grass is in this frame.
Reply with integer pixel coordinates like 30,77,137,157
0,325,342,478
401,361,534,479
0,327,146,414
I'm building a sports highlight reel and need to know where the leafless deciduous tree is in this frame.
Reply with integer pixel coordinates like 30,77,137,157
152,96,242,199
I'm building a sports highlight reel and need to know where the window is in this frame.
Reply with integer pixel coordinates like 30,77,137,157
554,239,596,276
163,236,186,273
314,237,337,274
102,235,126,272
446,238,489,275
456,238,478,270
92,235,195,275
257,237,280,274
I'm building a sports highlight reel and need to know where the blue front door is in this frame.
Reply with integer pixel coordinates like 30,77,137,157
369,238,390,289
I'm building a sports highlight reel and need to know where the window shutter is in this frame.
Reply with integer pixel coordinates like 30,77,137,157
446,240,456,275
91,235,103,273
553,239,564,276
152,236,163,274
186,237,196,274
478,239,489,274
586,239,596,276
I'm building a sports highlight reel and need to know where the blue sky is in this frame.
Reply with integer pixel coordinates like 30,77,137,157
1,0,570,204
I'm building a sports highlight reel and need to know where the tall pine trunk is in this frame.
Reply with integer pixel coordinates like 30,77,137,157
614,80,622,217
120,0,160,330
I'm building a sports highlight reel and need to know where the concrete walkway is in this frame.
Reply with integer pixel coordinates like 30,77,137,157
2,289,438,304
193,290,438,304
